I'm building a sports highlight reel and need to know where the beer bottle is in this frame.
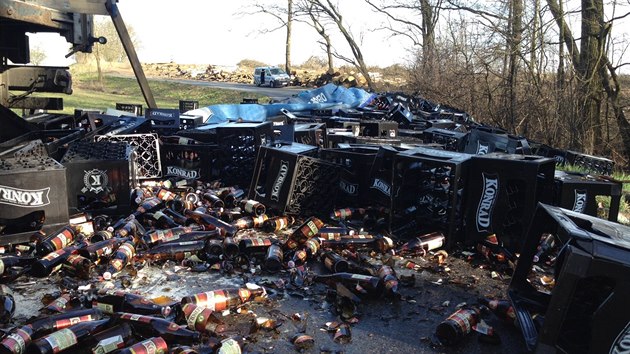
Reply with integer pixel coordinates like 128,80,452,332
142,241,208,262
131,197,163,219
113,313,199,345
262,215,295,233
533,233,556,263
35,226,76,257
28,309,104,338
170,345,199,354
144,226,203,246
63,254,94,279
239,199,266,216
155,230,220,245
184,210,237,236
149,211,179,229
222,237,239,259
478,298,517,325
320,250,349,273
0,285,15,324
163,208,190,225
102,240,135,280
0,325,33,354
156,188,180,202
395,232,445,256
27,319,110,354
202,193,225,209
114,219,142,239
92,290,172,318
317,226,352,240
435,307,480,345
205,239,223,257
374,265,400,298
289,217,324,246
0,255,36,277
91,230,113,244
77,238,125,262
312,273,381,292
175,303,225,334
42,292,73,313
264,244,283,272
232,215,268,231
330,207,367,221
303,238,320,258
238,238,272,259
218,188,244,208
118,337,167,354
30,243,84,278
179,285,266,311
76,323,133,354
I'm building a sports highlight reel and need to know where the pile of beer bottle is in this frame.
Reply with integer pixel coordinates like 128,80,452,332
0,179,451,353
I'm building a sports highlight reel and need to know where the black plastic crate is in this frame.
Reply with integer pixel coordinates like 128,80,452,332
464,153,556,252
354,136,402,146
249,143,337,216
391,147,471,245
0,156,68,245
179,100,199,113
179,114,204,130
79,113,150,138
509,204,630,353
421,127,469,152
216,122,274,187
464,126,531,155
0,129,84,161
115,103,143,116
320,146,380,207
565,150,614,176
160,141,219,182
145,108,181,133
360,120,399,138
62,141,137,215
24,113,76,130
365,145,404,210
322,116,362,129
0,105,36,144
95,133,162,179
294,123,327,148
172,124,218,144
553,170,621,221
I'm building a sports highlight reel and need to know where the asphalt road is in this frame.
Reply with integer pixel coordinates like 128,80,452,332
146,76,305,101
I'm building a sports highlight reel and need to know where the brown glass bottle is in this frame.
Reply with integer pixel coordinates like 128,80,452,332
142,240,208,262
144,226,202,246
30,243,84,278
132,197,163,219
395,232,445,256
374,265,400,298
118,337,168,354
238,238,272,259
264,244,283,272
478,298,517,325
239,199,266,216
222,237,239,259
102,240,135,280
320,250,349,273
35,226,76,257
62,254,94,279
330,207,367,220
42,293,72,313
179,286,266,312
202,193,224,209
148,211,179,229
435,307,480,346
232,215,268,231
184,210,237,236
28,308,104,338
90,230,114,242
26,318,110,354
312,273,381,292
262,216,295,233
289,217,324,247
75,323,133,354
113,313,199,345
176,303,224,334
92,289,172,318
77,237,125,262
0,325,34,354
218,188,244,208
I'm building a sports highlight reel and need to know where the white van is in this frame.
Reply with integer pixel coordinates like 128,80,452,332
253,66,290,87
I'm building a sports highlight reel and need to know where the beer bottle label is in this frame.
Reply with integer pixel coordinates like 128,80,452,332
446,309,475,334
119,313,153,324
92,335,124,354
42,250,63,261
47,294,70,311
1,327,31,354
244,200,258,214
424,236,445,251
94,302,114,314
44,328,78,353
54,314,94,330
127,337,167,354
185,305,208,331
51,229,74,251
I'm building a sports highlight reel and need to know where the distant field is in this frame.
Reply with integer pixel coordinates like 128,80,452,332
28,71,267,115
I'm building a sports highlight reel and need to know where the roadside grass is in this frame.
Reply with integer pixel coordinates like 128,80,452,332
29,71,267,115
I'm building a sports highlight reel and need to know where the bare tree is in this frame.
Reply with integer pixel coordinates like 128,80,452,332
29,46,46,65
295,0,334,72
307,0,374,90
245,1,294,74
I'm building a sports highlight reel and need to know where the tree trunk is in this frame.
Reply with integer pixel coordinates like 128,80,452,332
507,0,523,131
95,44,104,90
419,0,436,71
286,0,293,75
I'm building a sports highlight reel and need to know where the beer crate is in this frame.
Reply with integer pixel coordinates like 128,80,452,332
160,141,219,182
360,120,399,138
390,147,471,245
294,123,327,148
115,103,143,116
509,204,630,353
95,133,162,179
0,129,83,161
215,121,274,188
565,150,614,176
248,143,338,217
464,153,556,253
179,100,199,113
553,170,621,221
325,129,358,148
62,141,137,215
421,127,469,152
24,113,76,130
464,126,531,155
0,156,68,245
320,146,381,208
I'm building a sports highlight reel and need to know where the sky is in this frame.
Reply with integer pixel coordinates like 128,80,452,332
28,0,630,72
30,0,414,69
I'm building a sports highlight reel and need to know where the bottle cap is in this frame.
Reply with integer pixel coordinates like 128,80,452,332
103,272,112,281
